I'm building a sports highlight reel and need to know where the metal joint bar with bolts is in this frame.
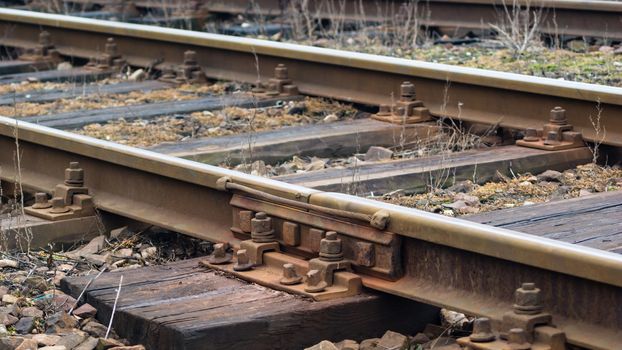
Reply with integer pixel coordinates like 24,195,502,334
216,176,390,230
200,210,362,301
458,282,566,350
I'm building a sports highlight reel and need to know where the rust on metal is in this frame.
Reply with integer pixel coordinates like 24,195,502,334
308,231,353,287
24,162,95,221
158,50,207,84
252,64,299,97
85,37,126,72
279,263,303,285
229,194,402,281
205,0,622,39
372,82,431,124
18,30,62,65
516,107,584,151
206,243,232,265
457,282,565,350
239,212,280,265
0,9,621,145
0,103,621,347
201,247,362,301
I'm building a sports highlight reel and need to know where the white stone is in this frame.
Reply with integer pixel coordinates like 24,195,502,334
33,334,61,346
0,259,18,268
57,62,73,71
1,295,17,304
128,69,146,81
140,246,157,260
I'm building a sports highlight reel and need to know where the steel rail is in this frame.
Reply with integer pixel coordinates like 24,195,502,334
204,0,622,39
0,118,621,348
0,9,621,146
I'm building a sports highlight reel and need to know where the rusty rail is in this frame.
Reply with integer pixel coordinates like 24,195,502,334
0,118,621,348
0,9,621,146
24,0,622,39
205,0,622,39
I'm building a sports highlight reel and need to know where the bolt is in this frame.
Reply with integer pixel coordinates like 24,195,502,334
469,317,495,343
39,31,51,47
505,328,531,350
233,249,253,271
105,38,118,57
274,64,288,80
32,192,52,209
513,282,543,315
251,212,275,243
523,128,539,142
279,263,303,285
543,130,561,146
183,50,197,65
64,162,84,186
49,197,69,214
208,243,232,264
400,81,416,101
549,106,567,125
304,269,327,293
319,231,343,262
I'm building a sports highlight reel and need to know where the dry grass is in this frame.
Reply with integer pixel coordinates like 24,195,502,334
76,97,356,147
0,83,228,118
384,163,622,216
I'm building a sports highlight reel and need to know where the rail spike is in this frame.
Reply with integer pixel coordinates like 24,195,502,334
24,161,95,221
516,106,585,151
372,81,431,124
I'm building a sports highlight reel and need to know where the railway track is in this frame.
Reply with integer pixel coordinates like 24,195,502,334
8,0,622,40
0,8,620,350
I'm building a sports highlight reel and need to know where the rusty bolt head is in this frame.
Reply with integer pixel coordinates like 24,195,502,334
549,106,567,125
49,197,70,214
304,269,327,293
39,31,51,46
208,243,232,265
523,128,539,142
505,328,531,350
280,263,303,285
251,212,275,243
64,162,84,186
183,50,197,65
251,212,271,232
233,249,254,271
32,192,52,209
400,81,416,100
470,317,495,343
274,64,288,79
319,231,344,262
513,282,543,315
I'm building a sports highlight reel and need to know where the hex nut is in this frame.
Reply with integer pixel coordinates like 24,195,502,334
513,282,543,315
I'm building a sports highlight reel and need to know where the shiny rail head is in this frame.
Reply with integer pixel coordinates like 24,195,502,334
0,8,621,105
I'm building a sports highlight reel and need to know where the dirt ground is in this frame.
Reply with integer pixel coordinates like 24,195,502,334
382,163,622,216
76,97,357,147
